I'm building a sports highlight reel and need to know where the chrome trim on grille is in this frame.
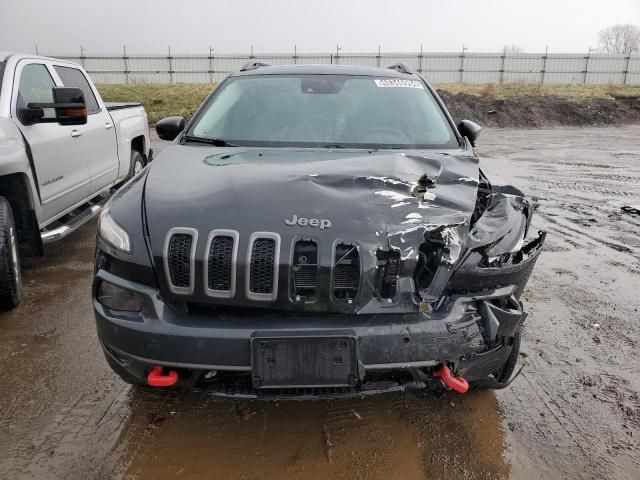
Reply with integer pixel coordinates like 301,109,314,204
246,232,281,301
204,229,239,299
163,227,198,295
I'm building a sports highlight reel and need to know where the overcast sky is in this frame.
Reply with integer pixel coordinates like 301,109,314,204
1,0,639,54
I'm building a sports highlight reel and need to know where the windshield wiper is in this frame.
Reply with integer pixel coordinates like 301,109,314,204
322,144,347,149
182,135,239,147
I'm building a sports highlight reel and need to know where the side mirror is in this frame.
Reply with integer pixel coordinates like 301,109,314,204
156,116,186,141
20,87,87,126
458,119,482,146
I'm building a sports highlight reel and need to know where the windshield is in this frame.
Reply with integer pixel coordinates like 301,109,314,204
188,74,458,149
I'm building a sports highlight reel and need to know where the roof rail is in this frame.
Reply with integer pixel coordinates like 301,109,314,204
386,63,412,74
240,61,272,72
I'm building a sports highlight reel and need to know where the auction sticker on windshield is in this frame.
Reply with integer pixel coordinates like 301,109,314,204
374,79,424,89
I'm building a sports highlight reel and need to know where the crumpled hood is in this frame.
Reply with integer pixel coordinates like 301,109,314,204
146,146,478,244
144,145,479,311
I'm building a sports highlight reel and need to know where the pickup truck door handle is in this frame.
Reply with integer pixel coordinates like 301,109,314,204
70,130,82,138
105,123,113,130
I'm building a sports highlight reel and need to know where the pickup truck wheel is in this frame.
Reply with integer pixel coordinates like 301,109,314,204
126,150,145,181
0,196,22,310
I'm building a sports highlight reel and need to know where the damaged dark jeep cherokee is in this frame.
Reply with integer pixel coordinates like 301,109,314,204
93,63,545,398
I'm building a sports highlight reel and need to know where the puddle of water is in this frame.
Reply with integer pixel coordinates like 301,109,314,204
116,389,508,480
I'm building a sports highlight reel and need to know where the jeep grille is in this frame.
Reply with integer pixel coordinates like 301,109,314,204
167,232,194,290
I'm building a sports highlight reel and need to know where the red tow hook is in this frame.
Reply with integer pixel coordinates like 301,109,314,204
433,364,469,394
147,366,178,387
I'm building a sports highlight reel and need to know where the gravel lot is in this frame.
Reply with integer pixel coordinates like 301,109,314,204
0,125,638,479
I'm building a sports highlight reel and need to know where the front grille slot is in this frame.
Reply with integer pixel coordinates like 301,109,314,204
333,243,360,301
208,237,233,290
376,249,401,299
168,234,192,287
291,240,318,300
205,230,239,298
247,233,280,301
250,239,275,293
164,228,198,294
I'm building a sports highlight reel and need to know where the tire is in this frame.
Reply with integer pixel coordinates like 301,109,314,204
0,196,22,310
126,150,145,181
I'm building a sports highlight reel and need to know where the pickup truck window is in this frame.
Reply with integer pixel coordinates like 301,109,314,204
54,66,100,114
17,63,56,120
189,75,458,149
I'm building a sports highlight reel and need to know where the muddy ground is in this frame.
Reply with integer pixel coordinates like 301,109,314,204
0,126,639,479
439,91,640,128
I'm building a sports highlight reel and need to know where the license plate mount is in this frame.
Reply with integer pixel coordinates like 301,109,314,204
251,335,358,388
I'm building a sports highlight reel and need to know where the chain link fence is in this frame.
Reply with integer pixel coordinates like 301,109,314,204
44,50,640,85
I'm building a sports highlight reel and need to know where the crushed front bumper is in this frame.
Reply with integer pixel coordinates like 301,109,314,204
94,268,528,398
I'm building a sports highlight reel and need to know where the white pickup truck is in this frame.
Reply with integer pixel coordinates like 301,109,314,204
0,53,152,309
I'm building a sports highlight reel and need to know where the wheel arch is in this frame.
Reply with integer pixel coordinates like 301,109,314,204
0,173,43,256
130,135,146,161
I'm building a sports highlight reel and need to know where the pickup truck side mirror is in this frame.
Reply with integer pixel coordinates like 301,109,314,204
458,119,482,146
20,87,87,126
156,116,186,141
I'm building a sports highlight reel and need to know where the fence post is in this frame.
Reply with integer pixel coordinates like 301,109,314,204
499,47,506,84
123,45,130,84
583,47,591,84
250,45,254,59
418,44,423,73
293,44,298,64
459,45,465,84
209,46,214,84
376,45,381,67
35,44,39,55
541,46,548,85
80,45,86,69
168,46,173,84
623,54,631,85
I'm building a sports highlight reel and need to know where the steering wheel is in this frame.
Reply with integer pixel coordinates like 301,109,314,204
356,127,410,144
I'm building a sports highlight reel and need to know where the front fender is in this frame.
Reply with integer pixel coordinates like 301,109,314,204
0,118,40,210
0,118,31,177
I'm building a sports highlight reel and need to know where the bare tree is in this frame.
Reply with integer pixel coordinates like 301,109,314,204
503,45,524,54
598,24,640,54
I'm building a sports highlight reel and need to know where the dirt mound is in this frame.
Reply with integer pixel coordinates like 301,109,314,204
438,91,640,128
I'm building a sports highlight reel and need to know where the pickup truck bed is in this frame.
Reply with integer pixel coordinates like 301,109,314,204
105,102,143,111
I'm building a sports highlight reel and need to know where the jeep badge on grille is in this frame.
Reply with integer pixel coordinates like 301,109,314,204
285,214,332,230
